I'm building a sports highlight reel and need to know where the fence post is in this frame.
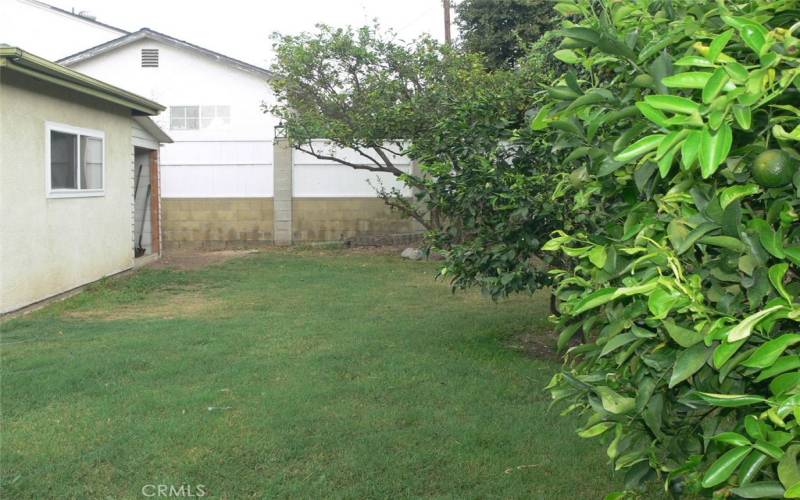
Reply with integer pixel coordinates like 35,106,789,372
273,137,293,245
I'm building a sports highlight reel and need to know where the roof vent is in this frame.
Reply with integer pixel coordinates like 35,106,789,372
141,48,159,68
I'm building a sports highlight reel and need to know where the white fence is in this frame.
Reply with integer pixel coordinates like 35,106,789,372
160,140,412,198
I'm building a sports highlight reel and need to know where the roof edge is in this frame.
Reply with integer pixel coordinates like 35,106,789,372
19,0,129,35
0,46,164,115
57,28,273,79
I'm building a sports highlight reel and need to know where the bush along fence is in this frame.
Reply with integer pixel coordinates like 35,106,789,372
540,0,800,497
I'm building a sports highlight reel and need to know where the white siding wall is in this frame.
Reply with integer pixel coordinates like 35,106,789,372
2,0,126,60
68,38,277,197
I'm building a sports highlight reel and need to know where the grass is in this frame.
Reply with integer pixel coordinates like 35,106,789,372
1,249,620,498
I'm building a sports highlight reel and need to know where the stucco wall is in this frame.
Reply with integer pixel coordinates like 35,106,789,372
0,70,135,313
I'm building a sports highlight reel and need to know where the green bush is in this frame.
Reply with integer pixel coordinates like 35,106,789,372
541,0,800,497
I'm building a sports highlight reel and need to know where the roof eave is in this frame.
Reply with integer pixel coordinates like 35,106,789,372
0,47,164,115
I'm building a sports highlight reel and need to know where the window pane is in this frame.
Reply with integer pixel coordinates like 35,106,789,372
50,131,77,189
185,106,199,119
170,116,185,130
185,117,199,129
80,136,103,189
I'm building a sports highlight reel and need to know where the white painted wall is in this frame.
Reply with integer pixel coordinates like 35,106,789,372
66,37,278,198
1,0,126,60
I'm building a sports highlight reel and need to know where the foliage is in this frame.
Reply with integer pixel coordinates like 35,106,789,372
268,24,491,229
541,0,800,497
455,0,557,69
418,31,577,299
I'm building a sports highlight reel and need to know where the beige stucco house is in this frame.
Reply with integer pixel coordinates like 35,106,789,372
0,46,170,314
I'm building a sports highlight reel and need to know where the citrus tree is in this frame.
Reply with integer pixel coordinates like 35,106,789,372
540,0,800,497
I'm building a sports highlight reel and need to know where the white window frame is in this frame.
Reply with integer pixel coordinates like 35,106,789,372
45,122,106,198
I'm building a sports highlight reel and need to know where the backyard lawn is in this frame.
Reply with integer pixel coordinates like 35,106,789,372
1,249,620,498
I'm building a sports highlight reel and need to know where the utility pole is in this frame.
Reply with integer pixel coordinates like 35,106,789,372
443,0,452,44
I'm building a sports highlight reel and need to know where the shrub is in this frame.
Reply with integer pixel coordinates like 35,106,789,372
541,0,800,497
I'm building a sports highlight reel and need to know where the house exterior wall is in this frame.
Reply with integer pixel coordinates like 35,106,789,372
2,0,126,61
0,70,135,313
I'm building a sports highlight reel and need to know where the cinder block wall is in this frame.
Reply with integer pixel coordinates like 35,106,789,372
161,198,274,250
292,198,418,243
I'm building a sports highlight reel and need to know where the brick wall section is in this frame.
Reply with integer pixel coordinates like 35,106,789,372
161,198,274,251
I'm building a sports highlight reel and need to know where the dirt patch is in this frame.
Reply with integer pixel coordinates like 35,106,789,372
148,250,259,270
64,291,225,321
505,330,562,362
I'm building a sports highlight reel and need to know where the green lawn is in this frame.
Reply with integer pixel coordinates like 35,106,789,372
1,249,620,498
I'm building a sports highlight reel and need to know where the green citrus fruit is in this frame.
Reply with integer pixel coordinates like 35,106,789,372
751,149,797,188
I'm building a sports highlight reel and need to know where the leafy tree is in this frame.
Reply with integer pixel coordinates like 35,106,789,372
455,0,556,69
418,33,576,299
269,24,499,229
540,0,800,497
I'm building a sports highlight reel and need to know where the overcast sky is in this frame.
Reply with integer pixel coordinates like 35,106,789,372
45,0,452,68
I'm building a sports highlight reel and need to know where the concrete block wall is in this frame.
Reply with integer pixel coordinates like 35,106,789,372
161,198,274,250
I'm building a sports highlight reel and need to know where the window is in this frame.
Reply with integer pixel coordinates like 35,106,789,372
46,123,104,197
169,105,230,130
141,48,159,67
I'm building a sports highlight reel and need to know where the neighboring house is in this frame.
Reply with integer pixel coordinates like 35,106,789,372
0,46,170,314
2,0,128,60
5,0,420,250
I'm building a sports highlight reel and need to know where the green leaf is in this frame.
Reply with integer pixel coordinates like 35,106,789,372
754,439,785,460
752,219,785,259
699,123,733,178
681,130,702,169
770,372,800,396
779,445,800,491
725,61,749,83
636,102,670,128
664,321,704,348
731,482,786,498
587,245,607,268
668,343,710,388
554,49,580,64
755,355,800,382
713,432,751,447
720,184,760,210
644,94,700,115
600,332,637,356
742,334,800,369
648,287,688,320
703,67,730,104
714,339,746,369
697,392,767,407
595,386,636,414
708,30,734,63
701,446,752,488
728,305,787,342
578,421,616,438
614,134,665,163
662,71,712,89
732,104,752,129
571,288,618,315
739,452,769,486
675,55,715,67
